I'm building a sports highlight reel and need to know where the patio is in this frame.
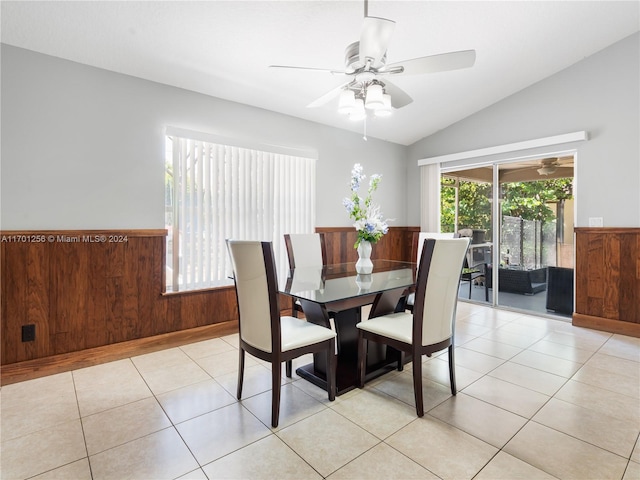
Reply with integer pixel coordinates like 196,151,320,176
459,279,572,320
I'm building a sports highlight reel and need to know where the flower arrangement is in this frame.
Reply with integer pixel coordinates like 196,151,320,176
342,163,389,248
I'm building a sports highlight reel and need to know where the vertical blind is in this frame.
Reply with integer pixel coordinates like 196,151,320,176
165,134,316,291
420,163,441,232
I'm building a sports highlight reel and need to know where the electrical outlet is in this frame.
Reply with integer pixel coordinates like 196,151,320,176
588,217,604,227
21,324,35,342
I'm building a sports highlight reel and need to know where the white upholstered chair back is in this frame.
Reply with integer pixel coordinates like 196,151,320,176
416,232,456,265
226,240,275,353
415,238,470,347
284,233,325,268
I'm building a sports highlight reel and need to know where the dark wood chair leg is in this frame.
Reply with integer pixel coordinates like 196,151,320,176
412,353,424,417
271,363,281,428
394,296,407,312
398,352,404,371
237,348,245,399
285,360,292,378
468,276,472,298
357,332,367,388
448,344,457,395
327,341,336,401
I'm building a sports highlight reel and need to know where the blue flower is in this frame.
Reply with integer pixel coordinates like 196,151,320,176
342,198,355,213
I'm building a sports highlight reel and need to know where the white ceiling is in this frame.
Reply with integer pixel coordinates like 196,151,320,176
2,1,639,146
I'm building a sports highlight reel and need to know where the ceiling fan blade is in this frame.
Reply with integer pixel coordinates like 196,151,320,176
359,16,395,69
269,65,346,75
382,49,476,76
306,82,352,108
382,80,412,108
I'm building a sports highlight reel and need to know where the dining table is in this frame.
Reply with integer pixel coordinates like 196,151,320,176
280,259,417,395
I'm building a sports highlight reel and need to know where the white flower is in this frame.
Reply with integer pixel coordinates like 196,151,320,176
343,164,390,247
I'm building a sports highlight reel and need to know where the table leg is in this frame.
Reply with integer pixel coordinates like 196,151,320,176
296,288,406,395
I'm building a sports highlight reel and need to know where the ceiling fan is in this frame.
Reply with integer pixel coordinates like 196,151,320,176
537,158,560,175
269,0,476,120
499,157,575,183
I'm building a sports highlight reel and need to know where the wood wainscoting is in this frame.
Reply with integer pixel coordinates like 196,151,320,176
573,227,640,337
1,227,416,383
317,226,417,265
1,230,242,369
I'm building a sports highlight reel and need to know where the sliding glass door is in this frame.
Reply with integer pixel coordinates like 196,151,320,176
441,157,575,318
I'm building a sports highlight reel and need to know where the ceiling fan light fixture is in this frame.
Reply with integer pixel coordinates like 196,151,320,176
365,83,384,110
338,89,356,115
537,166,557,175
349,98,366,121
374,94,392,117
271,0,477,130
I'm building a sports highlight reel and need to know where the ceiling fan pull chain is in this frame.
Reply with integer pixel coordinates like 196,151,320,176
363,115,368,141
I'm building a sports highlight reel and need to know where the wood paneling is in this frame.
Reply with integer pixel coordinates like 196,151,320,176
317,226,417,265
1,230,239,365
1,227,417,371
574,228,640,337
1,320,237,385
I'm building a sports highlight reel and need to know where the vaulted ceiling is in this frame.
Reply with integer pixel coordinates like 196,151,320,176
2,1,638,145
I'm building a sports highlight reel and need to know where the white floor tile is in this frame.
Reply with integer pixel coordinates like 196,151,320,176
504,422,628,480
89,427,198,480
0,420,86,480
202,434,322,480
462,375,550,418
277,409,379,477
3,301,639,480
533,398,640,458
429,393,528,448
176,403,271,465
387,415,498,479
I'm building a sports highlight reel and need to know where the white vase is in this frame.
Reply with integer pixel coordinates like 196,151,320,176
355,240,373,274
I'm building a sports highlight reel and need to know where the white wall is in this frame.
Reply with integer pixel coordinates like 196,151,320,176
1,45,407,230
5,32,638,232
406,32,640,228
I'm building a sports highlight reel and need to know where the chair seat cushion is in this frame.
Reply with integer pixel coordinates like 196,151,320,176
280,316,336,352
356,312,413,345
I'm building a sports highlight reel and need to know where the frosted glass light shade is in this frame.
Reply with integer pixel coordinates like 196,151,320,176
365,84,384,110
349,98,366,121
338,90,355,115
374,94,392,117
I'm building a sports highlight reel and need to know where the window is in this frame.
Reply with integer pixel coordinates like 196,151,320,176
165,131,316,292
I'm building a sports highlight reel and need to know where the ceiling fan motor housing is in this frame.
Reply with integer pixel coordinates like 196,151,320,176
344,41,387,73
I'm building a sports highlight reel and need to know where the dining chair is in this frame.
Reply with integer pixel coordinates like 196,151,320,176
226,240,337,428
284,233,327,269
356,237,470,417
404,232,457,311
284,233,327,317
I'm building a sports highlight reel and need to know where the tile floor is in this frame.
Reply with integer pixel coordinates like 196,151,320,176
1,303,639,480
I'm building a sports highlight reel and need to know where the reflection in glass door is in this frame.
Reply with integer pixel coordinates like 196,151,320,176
441,157,575,319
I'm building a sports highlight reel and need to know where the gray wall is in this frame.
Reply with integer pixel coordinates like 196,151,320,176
3,32,639,232
406,32,640,228
1,45,407,230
